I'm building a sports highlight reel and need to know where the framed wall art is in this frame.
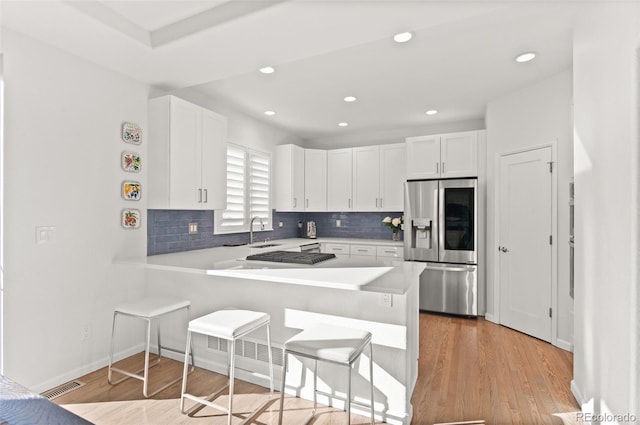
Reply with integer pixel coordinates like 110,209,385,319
121,209,141,229
122,181,141,201
122,122,141,144
121,151,141,172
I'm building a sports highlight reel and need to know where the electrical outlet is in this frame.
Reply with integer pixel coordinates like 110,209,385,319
80,325,91,341
188,222,198,234
336,219,341,227
379,293,393,307
279,221,284,228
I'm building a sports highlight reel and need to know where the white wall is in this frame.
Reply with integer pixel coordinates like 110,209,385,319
485,70,574,349
2,29,149,391
572,3,640,420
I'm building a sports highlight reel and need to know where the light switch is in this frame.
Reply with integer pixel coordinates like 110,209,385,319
36,226,56,245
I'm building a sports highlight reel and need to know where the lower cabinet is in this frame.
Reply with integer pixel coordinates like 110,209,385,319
321,242,403,259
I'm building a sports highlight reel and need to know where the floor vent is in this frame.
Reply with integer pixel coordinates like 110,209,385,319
41,380,86,400
208,336,284,367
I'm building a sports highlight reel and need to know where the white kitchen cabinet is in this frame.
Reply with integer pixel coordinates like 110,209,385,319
376,245,404,258
327,148,353,211
350,244,377,257
148,95,227,210
304,149,327,211
406,130,478,179
275,144,305,212
353,143,406,211
322,243,350,257
379,143,406,210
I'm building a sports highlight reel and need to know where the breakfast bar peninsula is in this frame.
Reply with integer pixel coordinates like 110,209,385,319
116,239,424,425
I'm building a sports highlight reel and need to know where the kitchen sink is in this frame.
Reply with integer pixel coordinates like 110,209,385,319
252,243,280,248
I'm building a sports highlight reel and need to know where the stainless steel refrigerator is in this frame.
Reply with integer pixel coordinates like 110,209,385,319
404,179,478,316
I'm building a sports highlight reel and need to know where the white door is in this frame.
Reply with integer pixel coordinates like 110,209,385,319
440,131,478,178
499,146,552,342
405,135,440,179
304,149,327,211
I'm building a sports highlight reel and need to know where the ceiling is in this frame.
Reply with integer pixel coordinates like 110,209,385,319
1,0,578,141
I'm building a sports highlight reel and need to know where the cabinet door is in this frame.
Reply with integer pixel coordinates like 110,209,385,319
405,135,440,180
275,144,305,211
379,143,406,211
327,148,353,211
304,149,327,211
440,131,478,178
200,108,228,209
352,146,380,211
169,97,201,209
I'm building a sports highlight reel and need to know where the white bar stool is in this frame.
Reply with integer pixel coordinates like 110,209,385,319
108,297,194,398
180,309,274,425
278,324,375,425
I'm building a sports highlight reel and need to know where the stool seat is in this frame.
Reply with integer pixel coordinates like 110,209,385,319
115,297,191,318
108,297,193,398
284,324,372,364
279,324,375,425
188,309,270,339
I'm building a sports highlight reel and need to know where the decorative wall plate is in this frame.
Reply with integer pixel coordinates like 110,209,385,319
121,209,141,229
121,151,141,172
122,181,141,201
122,122,141,144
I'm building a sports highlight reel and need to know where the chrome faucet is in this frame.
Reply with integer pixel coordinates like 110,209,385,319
249,216,264,245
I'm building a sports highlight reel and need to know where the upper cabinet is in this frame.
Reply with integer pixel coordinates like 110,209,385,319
276,142,405,212
148,95,227,210
304,149,327,211
327,148,353,211
275,144,305,212
406,130,479,179
353,143,406,211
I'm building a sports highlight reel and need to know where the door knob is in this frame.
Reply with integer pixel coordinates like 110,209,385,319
499,246,509,253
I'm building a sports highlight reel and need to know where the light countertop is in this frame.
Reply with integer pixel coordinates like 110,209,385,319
115,237,420,295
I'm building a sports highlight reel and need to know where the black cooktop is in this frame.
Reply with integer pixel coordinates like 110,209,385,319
246,250,336,265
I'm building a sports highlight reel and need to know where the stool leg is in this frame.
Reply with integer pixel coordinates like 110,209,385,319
157,320,162,359
142,317,152,398
278,351,288,425
313,359,318,416
107,311,118,384
228,339,236,425
187,306,194,370
346,362,351,425
369,342,375,425
180,330,193,413
266,323,274,394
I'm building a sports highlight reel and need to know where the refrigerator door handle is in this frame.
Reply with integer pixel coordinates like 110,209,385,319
424,264,476,272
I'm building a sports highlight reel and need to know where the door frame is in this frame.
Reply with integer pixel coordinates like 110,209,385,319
492,141,558,346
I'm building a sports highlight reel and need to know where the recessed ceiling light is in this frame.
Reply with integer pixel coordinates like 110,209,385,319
259,66,275,74
264,110,276,116
393,32,412,43
425,109,438,115
344,96,357,102
338,122,349,127
515,52,536,63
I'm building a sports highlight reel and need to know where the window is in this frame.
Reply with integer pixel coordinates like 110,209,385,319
214,144,272,234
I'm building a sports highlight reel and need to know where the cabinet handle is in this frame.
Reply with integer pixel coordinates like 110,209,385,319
442,162,445,173
375,198,379,208
380,198,383,208
348,198,352,208
203,189,208,203
306,199,309,208
293,198,297,208
198,188,202,203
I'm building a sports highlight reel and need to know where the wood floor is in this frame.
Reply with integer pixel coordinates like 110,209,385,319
56,313,579,424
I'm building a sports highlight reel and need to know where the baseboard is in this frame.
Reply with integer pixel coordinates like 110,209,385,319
32,343,145,394
484,313,498,324
556,338,574,353
570,379,585,406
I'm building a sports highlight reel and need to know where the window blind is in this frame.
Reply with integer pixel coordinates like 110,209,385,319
215,145,271,234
